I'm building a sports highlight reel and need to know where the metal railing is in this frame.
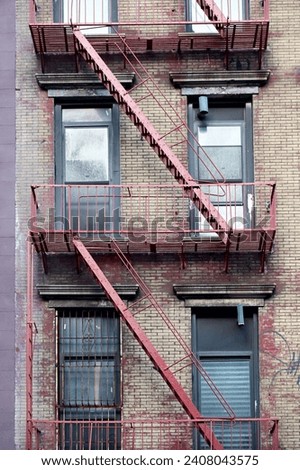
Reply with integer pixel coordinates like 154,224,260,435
30,182,276,244
30,417,279,450
29,1,270,69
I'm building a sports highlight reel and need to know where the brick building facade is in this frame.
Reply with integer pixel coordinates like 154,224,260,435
1,0,298,450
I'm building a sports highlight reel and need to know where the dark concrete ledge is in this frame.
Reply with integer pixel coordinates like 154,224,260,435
169,70,270,88
36,72,135,90
37,284,139,300
173,284,276,300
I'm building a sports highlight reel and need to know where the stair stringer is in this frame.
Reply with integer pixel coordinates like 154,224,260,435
73,238,224,450
72,29,231,244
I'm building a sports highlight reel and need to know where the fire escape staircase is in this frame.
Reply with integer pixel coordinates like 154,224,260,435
72,29,231,245
73,237,235,450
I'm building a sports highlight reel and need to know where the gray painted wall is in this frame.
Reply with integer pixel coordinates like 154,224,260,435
0,0,15,449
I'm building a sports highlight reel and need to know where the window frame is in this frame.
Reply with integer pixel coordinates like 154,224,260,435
57,308,121,450
62,356,119,406
55,101,120,186
188,98,254,232
188,99,253,184
54,101,120,234
191,306,259,449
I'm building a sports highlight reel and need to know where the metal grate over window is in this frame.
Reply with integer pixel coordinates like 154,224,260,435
57,308,121,449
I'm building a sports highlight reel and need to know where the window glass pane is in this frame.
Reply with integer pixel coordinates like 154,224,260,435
63,0,109,24
60,315,119,355
197,204,245,234
201,184,243,203
64,359,115,405
198,125,242,181
198,126,241,146
215,0,245,20
63,108,111,123
59,311,120,408
199,147,242,180
65,127,109,182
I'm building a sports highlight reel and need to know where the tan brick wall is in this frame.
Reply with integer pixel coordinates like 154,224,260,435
15,0,300,450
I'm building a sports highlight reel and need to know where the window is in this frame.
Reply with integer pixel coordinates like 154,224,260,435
192,307,259,449
186,0,248,34
58,309,121,450
53,0,118,35
188,99,254,235
63,108,110,183
55,103,120,235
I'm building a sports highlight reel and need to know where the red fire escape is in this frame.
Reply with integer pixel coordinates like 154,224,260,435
27,0,278,450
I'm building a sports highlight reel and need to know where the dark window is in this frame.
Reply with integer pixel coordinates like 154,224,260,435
58,309,121,450
186,1,248,33
192,307,259,449
188,99,254,233
55,103,120,234
53,0,118,34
